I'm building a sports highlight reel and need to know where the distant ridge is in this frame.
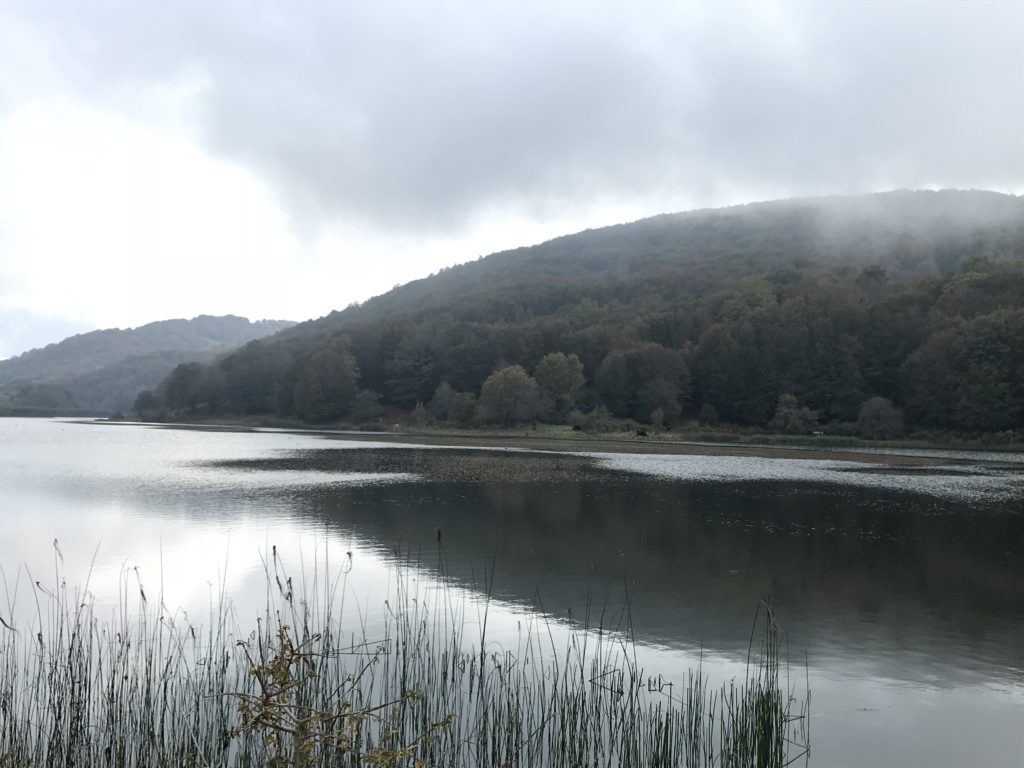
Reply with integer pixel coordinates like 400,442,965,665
0,315,295,413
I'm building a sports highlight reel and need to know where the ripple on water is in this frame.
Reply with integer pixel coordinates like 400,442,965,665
588,452,1024,502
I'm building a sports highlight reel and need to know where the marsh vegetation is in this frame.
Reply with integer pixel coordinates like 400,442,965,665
0,547,809,767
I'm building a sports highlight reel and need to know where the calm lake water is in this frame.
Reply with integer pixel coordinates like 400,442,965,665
1,418,1022,767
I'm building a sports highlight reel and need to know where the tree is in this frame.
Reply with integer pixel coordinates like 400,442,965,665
4,381,77,412
351,389,384,422
595,343,690,421
449,392,478,427
533,352,585,420
479,366,541,426
697,403,719,425
428,381,455,422
385,333,437,407
856,397,904,439
649,407,666,431
636,378,682,425
220,340,295,415
161,362,204,414
134,390,162,418
694,323,776,425
411,401,428,427
429,382,478,426
902,309,1024,430
288,337,360,423
767,394,818,434
900,333,958,428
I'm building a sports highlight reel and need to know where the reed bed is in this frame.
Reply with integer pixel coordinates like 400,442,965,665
0,545,809,767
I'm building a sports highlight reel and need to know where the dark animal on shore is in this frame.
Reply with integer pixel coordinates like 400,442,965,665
635,429,648,438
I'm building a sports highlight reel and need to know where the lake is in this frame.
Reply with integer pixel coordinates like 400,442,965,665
0,418,1021,766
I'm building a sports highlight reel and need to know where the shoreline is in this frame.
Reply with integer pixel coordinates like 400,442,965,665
314,430,949,466
86,417,983,467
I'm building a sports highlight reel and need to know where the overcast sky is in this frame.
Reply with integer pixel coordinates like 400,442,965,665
1,0,1022,358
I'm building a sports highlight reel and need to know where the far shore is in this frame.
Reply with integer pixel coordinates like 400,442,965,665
81,416,1020,467
313,429,954,466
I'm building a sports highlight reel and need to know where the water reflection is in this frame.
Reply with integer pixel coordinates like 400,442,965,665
2,420,1022,767
265,467,1024,687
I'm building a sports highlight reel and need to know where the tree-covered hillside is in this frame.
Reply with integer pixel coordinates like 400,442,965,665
141,191,1024,435
0,315,295,414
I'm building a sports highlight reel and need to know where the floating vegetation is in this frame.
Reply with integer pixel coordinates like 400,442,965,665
0,544,809,767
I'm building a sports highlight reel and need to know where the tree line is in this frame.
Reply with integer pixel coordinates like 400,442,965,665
136,255,1024,437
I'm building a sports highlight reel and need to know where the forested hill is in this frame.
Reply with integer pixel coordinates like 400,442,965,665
0,315,295,414
143,190,1024,435
320,188,1024,327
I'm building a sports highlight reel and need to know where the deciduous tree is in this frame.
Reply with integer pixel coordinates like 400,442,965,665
288,337,359,423
479,365,540,427
534,352,585,420
856,396,904,439
767,394,818,435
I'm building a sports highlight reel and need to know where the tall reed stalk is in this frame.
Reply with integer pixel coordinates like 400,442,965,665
0,544,809,767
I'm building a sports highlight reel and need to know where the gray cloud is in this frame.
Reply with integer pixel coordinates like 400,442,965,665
5,0,1023,234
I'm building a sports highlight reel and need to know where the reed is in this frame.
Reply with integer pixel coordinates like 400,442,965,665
0,545,809,767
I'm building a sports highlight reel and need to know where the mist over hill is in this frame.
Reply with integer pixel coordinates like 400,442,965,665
141,190,1024,435
0,315,295,414
304,188,1023,329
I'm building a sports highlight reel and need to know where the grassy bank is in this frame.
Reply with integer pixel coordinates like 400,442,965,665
399,423,1024,454
0,549,809,767
102,415,1024,458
